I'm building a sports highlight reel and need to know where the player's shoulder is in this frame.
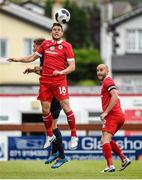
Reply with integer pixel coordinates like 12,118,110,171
103,76,115,86
62,40,72,47
41,40,52,46
105,76,114,82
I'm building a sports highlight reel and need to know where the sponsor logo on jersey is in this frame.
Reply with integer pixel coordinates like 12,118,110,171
45,50,58,55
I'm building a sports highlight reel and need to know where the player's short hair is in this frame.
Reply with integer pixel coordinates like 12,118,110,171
33,38,45,45
52,22,63,32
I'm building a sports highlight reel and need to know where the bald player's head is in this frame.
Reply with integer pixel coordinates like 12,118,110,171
96,64,109,81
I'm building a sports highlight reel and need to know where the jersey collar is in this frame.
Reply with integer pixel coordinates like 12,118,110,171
51,39,63,45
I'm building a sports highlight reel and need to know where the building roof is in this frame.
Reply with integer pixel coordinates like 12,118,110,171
0,2,53,31
20,0,44,15
109,5,142,29
112,54,142,72
112,1,132,18
20,0,44,8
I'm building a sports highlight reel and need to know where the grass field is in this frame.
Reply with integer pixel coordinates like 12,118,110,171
0,160,141,179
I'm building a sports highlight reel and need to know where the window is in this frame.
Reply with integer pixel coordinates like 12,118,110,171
23,38,33,55
0,39,8,58
126,29,142,53
88,111,101,123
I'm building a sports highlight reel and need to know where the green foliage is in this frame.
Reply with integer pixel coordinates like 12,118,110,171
74,48,102,64
68,48,103,85
63,1,102,85
44,0,53,18
88,4,101,49
64,0,91,48
77,80,97,86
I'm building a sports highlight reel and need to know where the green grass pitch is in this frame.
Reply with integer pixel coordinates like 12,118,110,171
0,160,141,179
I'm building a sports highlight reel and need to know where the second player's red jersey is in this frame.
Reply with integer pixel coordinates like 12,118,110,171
35,39,75,78
101,76,123,114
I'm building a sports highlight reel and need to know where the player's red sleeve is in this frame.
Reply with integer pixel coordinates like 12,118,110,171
65,43,75,61
104,77,116,92
35,41,45,57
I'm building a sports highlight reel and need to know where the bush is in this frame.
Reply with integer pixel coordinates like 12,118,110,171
77,80,97,86
68,48,103,85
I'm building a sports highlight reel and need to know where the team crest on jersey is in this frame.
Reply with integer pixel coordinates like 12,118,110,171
58,45,63,49
50,46,55,51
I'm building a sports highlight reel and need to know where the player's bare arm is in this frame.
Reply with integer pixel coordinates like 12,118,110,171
52,61,75,76
7,53,39,63
100,89,119,120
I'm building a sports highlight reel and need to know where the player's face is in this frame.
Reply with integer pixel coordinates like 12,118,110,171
33,43,39,52
52,26,63,41
96,65,108,81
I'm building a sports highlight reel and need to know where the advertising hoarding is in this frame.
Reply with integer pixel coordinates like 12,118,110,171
8,136,142,160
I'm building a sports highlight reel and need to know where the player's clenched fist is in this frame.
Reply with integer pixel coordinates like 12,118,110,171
23,68,35,74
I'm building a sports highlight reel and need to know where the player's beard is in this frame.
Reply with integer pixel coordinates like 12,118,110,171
102,73,107,80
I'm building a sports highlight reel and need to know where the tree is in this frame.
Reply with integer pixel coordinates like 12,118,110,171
68,48,103,85
88,4,101,49
64,0,91,48
44,0,53,18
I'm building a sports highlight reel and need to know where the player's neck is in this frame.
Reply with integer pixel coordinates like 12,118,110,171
52,39,63,44
103,75,110,81
105,75,110,78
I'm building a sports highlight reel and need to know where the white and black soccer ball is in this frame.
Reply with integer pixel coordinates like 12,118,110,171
55,8,70,24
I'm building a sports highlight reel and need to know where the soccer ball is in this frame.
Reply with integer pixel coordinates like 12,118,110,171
55,8,70,24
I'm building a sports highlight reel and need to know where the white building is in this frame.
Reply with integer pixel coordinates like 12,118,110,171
101,5,142,86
